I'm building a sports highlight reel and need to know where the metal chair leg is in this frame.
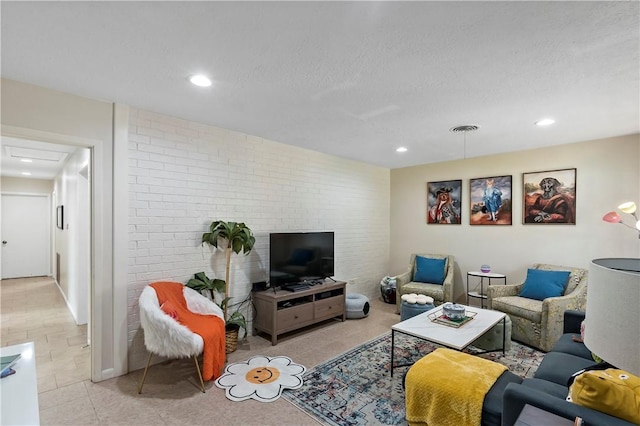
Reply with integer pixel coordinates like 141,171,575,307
193,356,206,393
138,352,206,394
138,352,153,394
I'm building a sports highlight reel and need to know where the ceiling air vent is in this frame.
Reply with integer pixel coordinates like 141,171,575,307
449,125,479,133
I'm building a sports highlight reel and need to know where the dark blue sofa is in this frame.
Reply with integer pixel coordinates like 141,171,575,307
482,310,634,426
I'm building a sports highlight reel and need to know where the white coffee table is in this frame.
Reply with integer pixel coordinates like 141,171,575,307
0,342,40,425
390,304,506,376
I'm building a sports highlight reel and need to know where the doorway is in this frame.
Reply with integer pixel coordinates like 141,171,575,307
1,134,93,367
3,106,128,382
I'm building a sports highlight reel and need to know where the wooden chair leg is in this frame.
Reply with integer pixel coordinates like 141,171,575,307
138,352,153,394
193,356,206,393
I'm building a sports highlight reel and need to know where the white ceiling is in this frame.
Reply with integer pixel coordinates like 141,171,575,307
1,1,638,170
1,137,78,180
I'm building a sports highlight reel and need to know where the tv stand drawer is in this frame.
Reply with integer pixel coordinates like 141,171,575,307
277,305,314,331
314,296,344,320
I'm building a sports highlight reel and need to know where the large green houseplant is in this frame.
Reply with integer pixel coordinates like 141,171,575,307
201,221,255,318
186,272,248,338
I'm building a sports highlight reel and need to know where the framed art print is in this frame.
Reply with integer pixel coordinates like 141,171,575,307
427,180,462,224
523,168,576,224
469,175,512,225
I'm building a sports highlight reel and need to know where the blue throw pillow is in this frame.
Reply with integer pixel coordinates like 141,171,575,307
413,256,446,285
519,269,571,301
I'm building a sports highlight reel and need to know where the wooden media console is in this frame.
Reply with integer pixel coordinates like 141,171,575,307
252,280,346,345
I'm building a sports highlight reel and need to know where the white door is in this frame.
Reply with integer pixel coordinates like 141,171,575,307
1,194,51,278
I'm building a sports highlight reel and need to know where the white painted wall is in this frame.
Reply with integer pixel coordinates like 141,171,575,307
53,148,90,325
0,177,53,193
126,109,391,370
390,134,640,303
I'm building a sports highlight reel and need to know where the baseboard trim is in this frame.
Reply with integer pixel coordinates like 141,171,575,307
101,368,115,381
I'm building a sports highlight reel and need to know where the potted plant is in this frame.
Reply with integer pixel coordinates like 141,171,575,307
186,272,248,352
196,220,255,352
201,221,255,318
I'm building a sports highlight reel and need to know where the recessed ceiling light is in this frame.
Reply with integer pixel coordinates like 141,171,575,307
20,158,33,163
21,172,32,176
189,74,212,87
535,118,555,126
395,147,408,153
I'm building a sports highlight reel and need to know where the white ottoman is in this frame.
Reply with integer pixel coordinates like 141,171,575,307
345,294,370,319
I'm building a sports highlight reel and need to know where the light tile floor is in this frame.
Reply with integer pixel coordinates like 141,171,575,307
1,276,90,394
1,278,400,425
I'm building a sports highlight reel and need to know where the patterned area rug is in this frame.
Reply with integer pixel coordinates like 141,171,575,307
282,332,544,425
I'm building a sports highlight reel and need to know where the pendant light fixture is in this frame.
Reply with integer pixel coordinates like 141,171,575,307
449,125,479,159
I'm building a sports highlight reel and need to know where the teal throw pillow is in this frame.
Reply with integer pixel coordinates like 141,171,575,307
413,256,446,285
519,268,570,301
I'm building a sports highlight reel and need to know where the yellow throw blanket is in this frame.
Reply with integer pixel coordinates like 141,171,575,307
405,348,507,426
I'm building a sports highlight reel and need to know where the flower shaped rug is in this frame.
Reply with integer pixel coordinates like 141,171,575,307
215,355,306,402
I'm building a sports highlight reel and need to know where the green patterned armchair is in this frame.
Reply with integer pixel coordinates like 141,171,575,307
486,263,588,352
395,253,454,313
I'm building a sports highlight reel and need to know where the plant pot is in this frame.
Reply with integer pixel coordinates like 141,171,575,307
225,324,240,354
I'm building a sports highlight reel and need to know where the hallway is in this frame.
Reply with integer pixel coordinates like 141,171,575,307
0,276,90,393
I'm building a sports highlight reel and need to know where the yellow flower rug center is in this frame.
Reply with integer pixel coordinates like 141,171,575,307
215,355,306,402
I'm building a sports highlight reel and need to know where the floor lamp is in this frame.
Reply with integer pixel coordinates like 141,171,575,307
584,258,640,376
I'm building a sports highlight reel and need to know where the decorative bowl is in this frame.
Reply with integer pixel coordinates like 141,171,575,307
480,264,491,273
442,302,466,320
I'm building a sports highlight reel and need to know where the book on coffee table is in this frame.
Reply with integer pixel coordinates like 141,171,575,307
428,309,477,328
1,354,21,378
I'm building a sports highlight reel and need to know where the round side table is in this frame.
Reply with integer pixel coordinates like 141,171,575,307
466,271,506,308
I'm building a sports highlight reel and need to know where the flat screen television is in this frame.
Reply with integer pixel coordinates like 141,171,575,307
269,232,334,286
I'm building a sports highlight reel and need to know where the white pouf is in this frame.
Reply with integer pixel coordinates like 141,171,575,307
345,294,370,319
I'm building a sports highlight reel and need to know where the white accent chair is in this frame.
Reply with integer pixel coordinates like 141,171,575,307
137,283,224,393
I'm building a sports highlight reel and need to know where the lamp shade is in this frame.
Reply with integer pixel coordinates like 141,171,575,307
584,258,640,376
602,211,622,223
618,201,637,214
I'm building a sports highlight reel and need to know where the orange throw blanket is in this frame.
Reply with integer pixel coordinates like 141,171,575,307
150,282,225,381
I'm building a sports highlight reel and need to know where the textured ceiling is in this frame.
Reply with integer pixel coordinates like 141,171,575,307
1,1,639,169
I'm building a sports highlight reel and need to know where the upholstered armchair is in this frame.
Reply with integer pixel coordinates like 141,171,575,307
395,253,454,313
486,264,588,352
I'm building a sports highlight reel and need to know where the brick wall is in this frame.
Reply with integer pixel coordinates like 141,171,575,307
127,109,390,369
